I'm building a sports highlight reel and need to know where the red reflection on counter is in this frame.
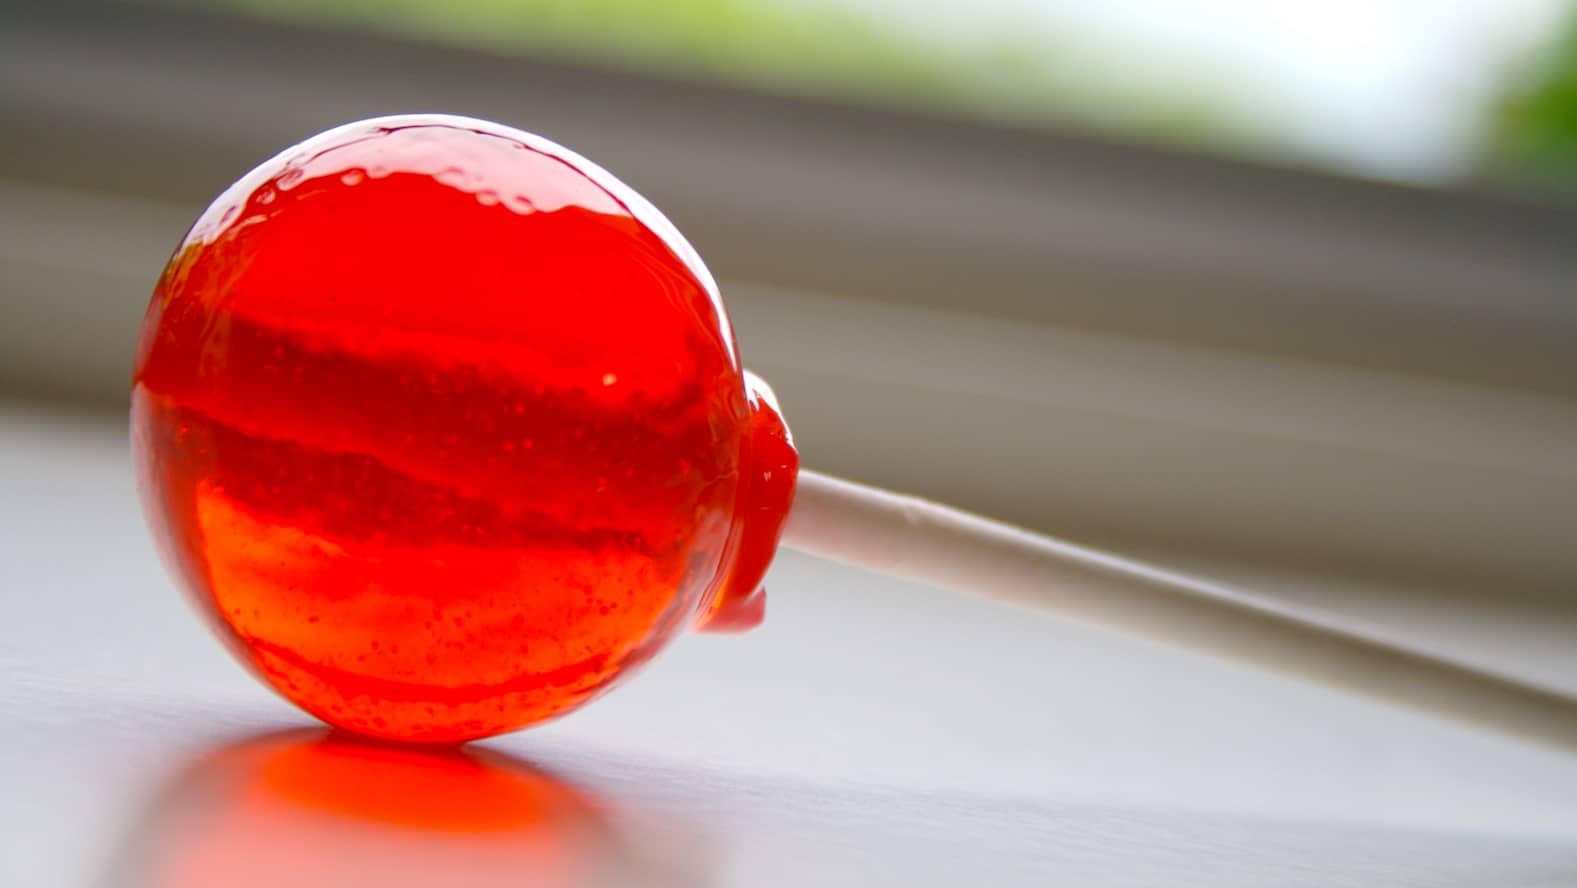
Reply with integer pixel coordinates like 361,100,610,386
118,731,693,888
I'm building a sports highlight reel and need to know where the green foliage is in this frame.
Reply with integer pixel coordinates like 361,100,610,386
1495,14,1577,180
198,0,1255,149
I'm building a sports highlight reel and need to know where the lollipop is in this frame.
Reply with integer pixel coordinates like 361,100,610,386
133,116,793,742
135,115,1577,751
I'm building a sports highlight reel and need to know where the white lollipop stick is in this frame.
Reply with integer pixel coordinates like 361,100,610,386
782,470,1577,754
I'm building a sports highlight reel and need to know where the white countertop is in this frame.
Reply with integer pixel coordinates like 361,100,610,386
4,402,1576,887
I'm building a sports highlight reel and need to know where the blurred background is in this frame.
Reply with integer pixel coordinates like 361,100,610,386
5,0,1576,608
6,1,1577,884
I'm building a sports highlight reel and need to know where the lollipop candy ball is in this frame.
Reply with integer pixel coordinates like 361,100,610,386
132,115,798,742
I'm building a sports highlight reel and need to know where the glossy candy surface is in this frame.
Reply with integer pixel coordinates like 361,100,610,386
133,115,797,742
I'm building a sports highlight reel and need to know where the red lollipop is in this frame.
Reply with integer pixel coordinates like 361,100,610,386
134,115,796,742
136,115,1577,753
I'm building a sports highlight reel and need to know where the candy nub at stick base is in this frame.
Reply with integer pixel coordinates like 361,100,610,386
782,469,1577,755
